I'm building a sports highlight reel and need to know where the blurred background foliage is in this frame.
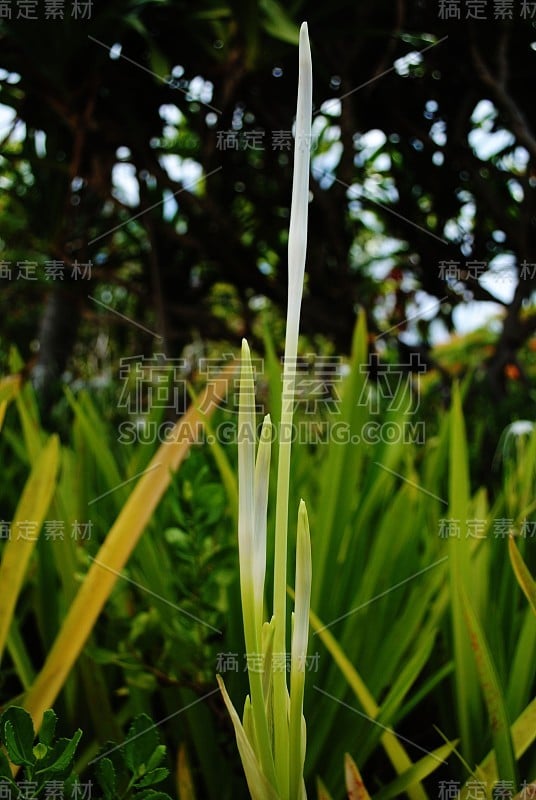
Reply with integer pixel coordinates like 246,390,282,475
0,0,535,473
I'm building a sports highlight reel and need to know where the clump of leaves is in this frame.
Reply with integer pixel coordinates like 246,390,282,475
0,706,82,798
93,713,173,800
0,707,173,800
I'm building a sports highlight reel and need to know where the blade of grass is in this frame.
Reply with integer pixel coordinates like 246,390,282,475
506,607,536,718
0,374,21,431
316,777,334,800
459,581,518,789
0,434,60,664
177,742,197,800
307,604,428,800
448,383,481,766
9,351,43,463
6,624,35,690
508,536,536,616
458,696,536,798
311,310,368,611
372,741,458,800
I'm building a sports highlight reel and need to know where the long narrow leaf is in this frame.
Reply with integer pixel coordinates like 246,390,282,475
508,536,536,616
459,583,518,788
372,741,458,800
0,434,60,663
308,605,427,800
217,676,279,800
458,690,536,797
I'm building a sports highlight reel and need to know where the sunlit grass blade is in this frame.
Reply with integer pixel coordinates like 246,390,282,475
458,696,536,798
508,535,536,616
312,309,368,611
5,624,35,690
0,434,60,665
459,581,518,789
308,606,427,800
448,383,482,766
177,742,197,800
65,388,123,491
8,350,44,462
364,635,436,761
0,374,21,431
22,364,236,732
315,777,333,800
372,741,458,800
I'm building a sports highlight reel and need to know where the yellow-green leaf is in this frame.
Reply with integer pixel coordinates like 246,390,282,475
509,536,536,616
459,696,536,798
373,741,458,800
308,605,427,800
0,434,60,663
217,676,279,800
177,743,197,800
459,583,518,788
316,777,334,800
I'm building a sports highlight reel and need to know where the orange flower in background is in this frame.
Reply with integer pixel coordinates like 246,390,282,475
504,363,520,380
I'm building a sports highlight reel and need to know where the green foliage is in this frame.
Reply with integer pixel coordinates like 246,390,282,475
0,323,534,799
0,708,173,800
0,707,81,796
93,714,172,800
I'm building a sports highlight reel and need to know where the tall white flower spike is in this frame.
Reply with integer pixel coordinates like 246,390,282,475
273,20,312,796
218,22,313,800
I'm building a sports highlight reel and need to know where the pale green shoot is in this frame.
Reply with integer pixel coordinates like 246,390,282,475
217,20,313,800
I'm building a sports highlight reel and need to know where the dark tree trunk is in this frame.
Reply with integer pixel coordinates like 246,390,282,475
32,285,83,429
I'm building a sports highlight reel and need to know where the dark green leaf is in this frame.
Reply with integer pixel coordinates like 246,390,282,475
38,710,57,748
133,791,172,800
123,715,160,775
95,758,116,800
0,750,13,780
0,708,35,767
